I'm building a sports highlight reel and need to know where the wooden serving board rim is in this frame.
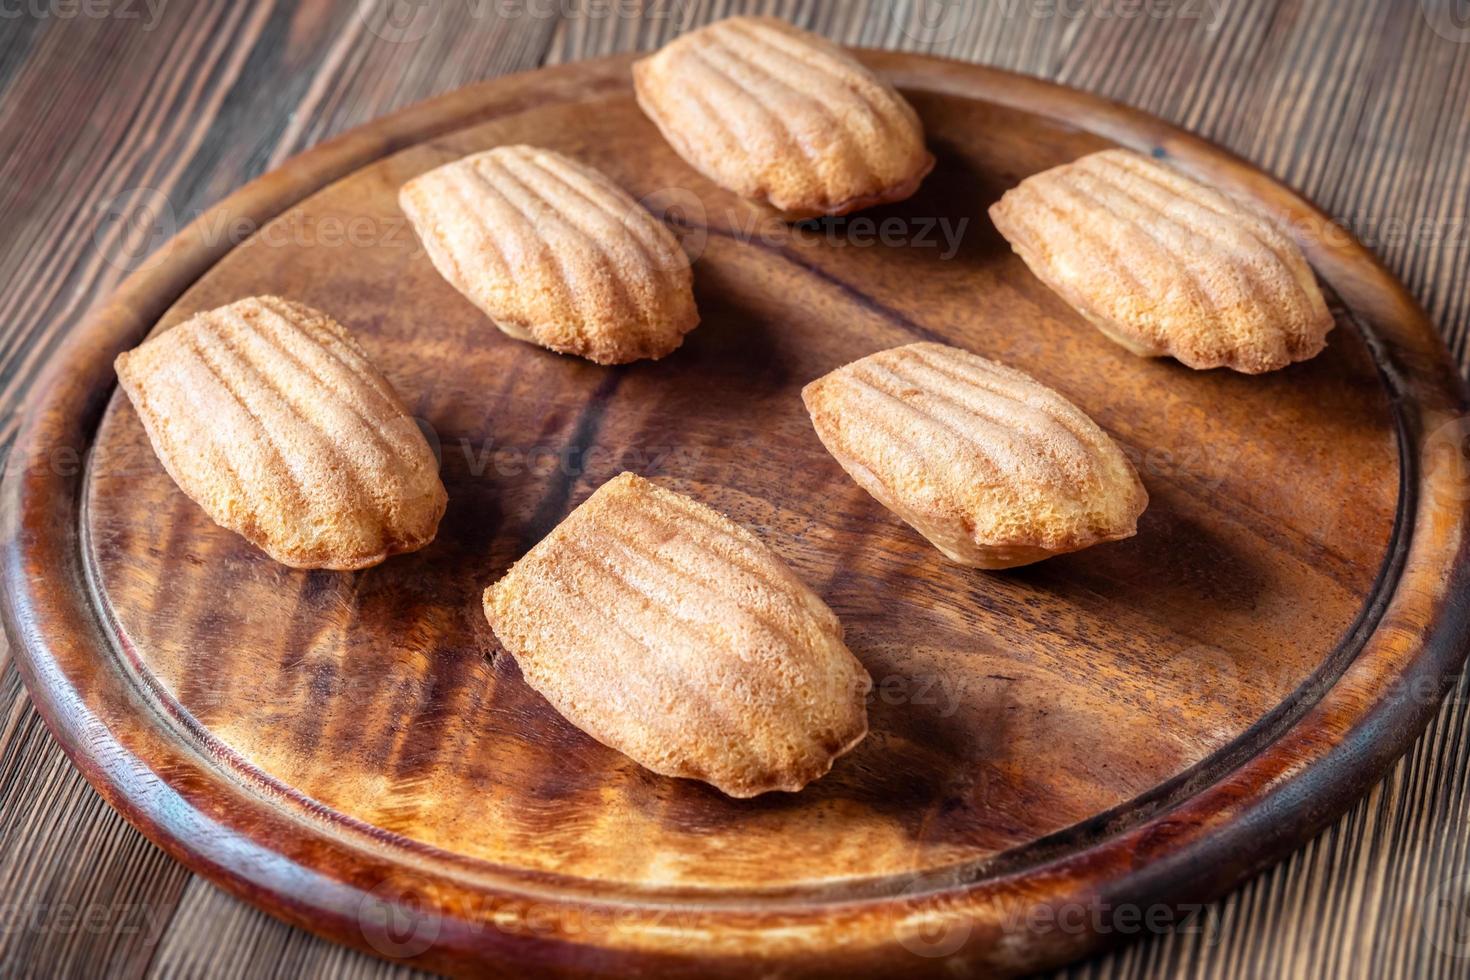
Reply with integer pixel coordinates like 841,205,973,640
5,51,1468,975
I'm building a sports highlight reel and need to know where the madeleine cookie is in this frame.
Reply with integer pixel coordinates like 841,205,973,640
803,343,1147,568
633,17,934,219
114,296,447,570
989,149,1333,373
485,473,870,797
400,145,699,365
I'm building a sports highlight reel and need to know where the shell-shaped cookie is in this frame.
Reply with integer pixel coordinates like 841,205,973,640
633,17,934,219
989,149,1334,373
114,296,447,570
802,343,1147,568
399,146,699,365
485,473,871,797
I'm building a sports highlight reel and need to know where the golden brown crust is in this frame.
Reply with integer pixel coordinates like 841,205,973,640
632,16,934,219
802,343,1147,568
400,145,699,365
484,473,871,798
989,149,1334,373
114,296,447,570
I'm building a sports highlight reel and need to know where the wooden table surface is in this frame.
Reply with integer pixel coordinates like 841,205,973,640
1,1,1467,977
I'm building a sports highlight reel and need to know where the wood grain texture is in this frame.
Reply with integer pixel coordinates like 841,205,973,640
0,1,1467,977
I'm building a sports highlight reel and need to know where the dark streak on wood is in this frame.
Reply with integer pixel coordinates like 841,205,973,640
520,370,624,549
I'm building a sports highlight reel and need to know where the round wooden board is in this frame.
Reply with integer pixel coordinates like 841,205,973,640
4,51,1469,978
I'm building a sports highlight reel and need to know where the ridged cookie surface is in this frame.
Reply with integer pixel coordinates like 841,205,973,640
114,296,447,570
989,149,1333,373
803,343,1147,568
399,145,699,365
485,473,870,798
633,17,934,219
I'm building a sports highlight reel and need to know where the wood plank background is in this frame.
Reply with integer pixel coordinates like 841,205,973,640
0,0,1466,976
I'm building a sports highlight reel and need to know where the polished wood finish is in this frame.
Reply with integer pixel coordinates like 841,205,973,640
3,4,1469,979
3,40,1467,977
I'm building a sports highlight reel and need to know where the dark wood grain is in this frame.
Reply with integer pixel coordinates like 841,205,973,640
1,2,1467,978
